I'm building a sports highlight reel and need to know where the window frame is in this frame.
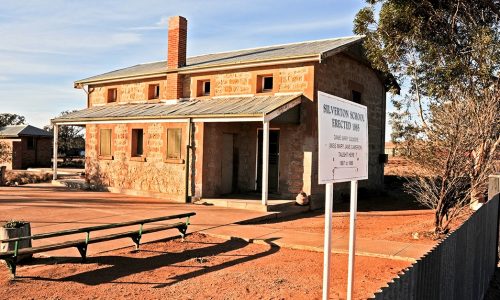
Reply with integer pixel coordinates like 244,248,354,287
257,74,274,93
262,76,273,92
197,79,211,97
99,128,113,159
166,128,182,161
148,84,160,100
351,90,362,104
131,128,144,158
107,88,118,103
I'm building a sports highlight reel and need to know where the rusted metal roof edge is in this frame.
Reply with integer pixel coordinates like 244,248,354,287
74,55,319,87
51,113,264,124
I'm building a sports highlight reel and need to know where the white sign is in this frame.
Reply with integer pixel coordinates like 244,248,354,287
318,91,368,184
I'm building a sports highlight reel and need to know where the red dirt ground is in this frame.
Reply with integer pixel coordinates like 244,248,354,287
0,233,409,300
251,209,468,246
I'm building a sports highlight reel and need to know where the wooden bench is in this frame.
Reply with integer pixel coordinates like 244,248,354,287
0,212,196,278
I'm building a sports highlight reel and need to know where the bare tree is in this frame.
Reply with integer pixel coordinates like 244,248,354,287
405,83,500,234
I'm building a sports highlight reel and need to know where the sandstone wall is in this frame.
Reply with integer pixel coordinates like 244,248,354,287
85,122,188,201
199,99,314,199
315,53,386,198
185,63,315,99
88,77,167,107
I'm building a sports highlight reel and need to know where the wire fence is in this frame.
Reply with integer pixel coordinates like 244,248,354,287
372,194,500,300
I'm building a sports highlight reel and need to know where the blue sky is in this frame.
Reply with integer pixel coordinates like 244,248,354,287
0,0,392,139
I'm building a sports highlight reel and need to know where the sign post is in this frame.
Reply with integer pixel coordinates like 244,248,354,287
318,91,368,300
322,182,334,300
347,180,358,300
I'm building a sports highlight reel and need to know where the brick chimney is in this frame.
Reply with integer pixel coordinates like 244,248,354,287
166,16,187,100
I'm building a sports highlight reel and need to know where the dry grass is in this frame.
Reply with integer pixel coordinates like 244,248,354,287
4,170,52,186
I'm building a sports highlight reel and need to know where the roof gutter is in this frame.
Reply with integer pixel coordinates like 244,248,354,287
51,114,264,125
74,72,168,89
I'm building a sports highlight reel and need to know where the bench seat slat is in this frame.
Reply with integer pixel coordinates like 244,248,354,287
0,212,195,243
0,222,186,259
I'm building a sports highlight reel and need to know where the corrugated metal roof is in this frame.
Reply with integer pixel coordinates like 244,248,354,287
75,36,363,84
52,94,302,123
0,125,52,138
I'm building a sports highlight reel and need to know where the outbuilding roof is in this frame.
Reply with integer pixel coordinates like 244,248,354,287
52,94,303,124
0,125,52,138
75,36,364,85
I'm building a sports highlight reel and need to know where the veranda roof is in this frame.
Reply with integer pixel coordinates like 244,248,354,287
52,93,303,124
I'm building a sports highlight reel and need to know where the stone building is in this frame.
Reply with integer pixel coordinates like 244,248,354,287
0,125,53,170
52,16,394,209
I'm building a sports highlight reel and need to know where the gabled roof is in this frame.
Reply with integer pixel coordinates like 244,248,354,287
52,94,302,124
75,36,364,86
0,125,52,138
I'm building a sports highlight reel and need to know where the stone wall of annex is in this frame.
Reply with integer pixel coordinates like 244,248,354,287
85,122,188,201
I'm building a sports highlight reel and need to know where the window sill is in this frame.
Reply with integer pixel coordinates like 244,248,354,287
257,91,274,95
164,158,184,164
98,155,114,160
130,156,146,162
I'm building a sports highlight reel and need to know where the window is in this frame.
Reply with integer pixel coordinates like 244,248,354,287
197,80,211,97
26,137,35,150
99,129,112,156
352,90,362,104
148,84,160,100
167,128,182,159
131,129,144,157
263,76,273,91
107,88,118,103
203,81,211,96
258,75,273,93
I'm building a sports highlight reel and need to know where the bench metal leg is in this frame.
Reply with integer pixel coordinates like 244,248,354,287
76,245,87,262
177,224,188,241
131,235,141,250
4,258,17,279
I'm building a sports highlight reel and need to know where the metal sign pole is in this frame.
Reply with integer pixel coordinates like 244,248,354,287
347,180,358,300
322,182,334,300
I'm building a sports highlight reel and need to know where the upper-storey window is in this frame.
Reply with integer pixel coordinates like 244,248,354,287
258,75,273,93
148,84,160,100
352,90,362,104
197,80,210,97
107,88,118,103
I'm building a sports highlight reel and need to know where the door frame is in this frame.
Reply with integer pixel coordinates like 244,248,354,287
254,128,280,192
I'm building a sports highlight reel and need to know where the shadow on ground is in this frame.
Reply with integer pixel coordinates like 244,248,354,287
18,237,280,287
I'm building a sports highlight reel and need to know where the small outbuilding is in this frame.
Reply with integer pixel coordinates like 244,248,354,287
0,125,53,170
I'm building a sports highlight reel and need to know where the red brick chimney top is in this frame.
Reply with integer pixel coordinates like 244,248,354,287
167,16,188,69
